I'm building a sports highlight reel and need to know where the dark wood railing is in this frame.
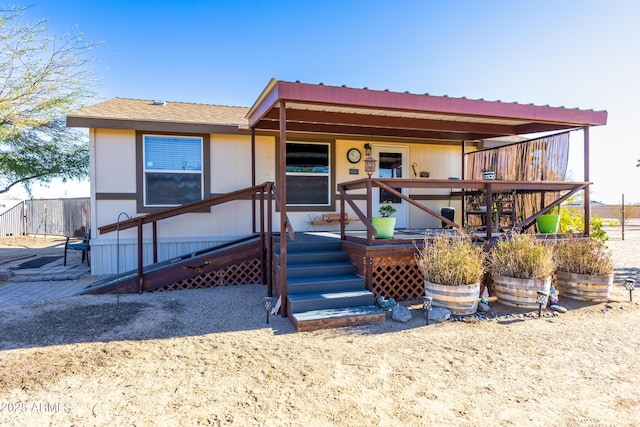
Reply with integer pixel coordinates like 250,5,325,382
98,182,294,293
338,178,590,244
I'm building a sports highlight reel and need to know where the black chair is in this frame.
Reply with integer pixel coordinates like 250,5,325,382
64,228,91,266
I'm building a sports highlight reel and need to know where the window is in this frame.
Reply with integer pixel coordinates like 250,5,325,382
143,135,203,206
285,142,330,206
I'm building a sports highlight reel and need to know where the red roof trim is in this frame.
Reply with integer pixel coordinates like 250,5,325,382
247,80,607,132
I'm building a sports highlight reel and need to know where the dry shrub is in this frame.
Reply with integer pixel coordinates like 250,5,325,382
554,237,614,275
415,235,485,286
489,232,554,279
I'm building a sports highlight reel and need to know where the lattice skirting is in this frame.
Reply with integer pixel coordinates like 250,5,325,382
371,256,425,301
155,258,262,292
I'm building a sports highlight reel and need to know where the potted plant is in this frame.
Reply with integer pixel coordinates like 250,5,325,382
489,232,555,308
482,169,496,180
554,237,614,301
372,201,396,239
536,206,560,234
416,235,486,315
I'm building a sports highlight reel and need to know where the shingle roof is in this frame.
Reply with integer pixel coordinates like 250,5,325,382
68,97,249,126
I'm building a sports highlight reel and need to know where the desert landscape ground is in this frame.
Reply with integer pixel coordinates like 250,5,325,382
0,224,638,426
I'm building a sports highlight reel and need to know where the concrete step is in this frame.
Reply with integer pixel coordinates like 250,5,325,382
291,305,386,332
287,289,374,313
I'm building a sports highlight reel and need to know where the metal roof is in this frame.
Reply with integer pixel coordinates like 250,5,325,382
246,79,607,141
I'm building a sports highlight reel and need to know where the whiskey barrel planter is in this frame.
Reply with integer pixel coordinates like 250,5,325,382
555,271,613,302
424,280,480,315
492,275,551,309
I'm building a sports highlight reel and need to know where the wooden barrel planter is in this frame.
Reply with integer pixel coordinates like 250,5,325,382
492,275,551,309
424,280,480,315
555,271,613,302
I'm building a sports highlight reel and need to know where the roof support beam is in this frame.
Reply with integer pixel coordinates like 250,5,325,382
279,103,288,317
584,126,591,237
260,108,518,136
254,120,505,141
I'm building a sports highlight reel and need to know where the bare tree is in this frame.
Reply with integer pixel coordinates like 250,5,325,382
0,6,99,194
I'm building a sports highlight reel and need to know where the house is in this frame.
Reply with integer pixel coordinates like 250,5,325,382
67,79,607,330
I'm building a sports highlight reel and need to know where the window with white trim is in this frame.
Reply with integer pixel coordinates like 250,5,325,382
143,135,203,206
285,142,330,206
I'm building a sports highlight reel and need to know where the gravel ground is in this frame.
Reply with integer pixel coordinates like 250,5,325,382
0,225,637,426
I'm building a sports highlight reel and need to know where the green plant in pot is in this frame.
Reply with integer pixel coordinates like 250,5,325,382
416,235,486,315
372,201,396,239
553,237,614,301
536,205,560,234
489,232,555,308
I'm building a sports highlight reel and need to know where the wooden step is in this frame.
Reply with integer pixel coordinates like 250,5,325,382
274,237,343,254
287,275,365,294
285,261,356,279
276,233,382,332
287,289,374,313
277,249,349,265
291,305,386,332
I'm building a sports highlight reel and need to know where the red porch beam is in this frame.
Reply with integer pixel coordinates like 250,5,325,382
263,81,607,127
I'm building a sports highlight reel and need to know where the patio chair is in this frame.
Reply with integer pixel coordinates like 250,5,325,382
64,228,91,266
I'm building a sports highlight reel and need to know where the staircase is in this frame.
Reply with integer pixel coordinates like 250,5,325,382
275,234,385,332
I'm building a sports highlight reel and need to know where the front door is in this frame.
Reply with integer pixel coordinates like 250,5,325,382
372,145,408,229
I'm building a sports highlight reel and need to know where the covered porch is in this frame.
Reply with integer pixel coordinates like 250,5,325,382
246,79,608,315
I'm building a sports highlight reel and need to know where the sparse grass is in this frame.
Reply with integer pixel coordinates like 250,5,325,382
415,235,485,286
554,236,614,276
489,232,555,279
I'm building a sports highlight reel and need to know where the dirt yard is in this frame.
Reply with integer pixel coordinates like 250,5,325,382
0,226,639,426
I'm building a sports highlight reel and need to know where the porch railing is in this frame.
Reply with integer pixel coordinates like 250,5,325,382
337,178,590,244
98,182,294,293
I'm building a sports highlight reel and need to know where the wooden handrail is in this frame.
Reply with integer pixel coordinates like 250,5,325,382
99,183,275,234
517,183,588,229
97,182,292,294
338,178,590,242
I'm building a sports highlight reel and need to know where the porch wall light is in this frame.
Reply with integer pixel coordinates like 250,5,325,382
364,154,377,178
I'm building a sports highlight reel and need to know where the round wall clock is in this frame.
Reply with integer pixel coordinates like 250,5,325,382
347,148,361,164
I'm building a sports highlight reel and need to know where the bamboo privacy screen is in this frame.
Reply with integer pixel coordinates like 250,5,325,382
465,132,571,226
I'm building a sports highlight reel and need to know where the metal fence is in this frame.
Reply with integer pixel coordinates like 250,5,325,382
0,198,90,237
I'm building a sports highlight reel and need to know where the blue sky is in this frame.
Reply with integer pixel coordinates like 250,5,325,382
8,0,640,204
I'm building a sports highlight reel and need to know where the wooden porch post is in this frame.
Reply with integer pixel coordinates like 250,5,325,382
461,140,466,178
137,218,144,293
366,179,374,246
461,140,466,226
251,128,256,234
152,221,158,263
485,183,494,240
259,184,266,287
583,126,591,237
267,183,273,296
279,104,288,316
